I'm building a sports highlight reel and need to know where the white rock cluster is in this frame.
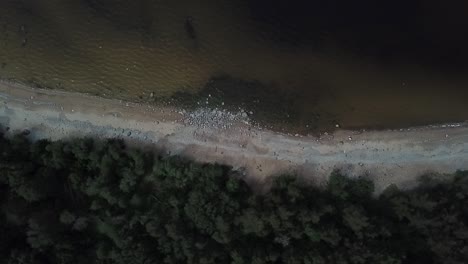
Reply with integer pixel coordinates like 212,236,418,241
182,108,250,130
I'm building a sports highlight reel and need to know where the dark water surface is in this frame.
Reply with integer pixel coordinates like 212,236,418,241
0,0,467,131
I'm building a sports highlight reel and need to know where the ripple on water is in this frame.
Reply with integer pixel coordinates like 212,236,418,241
0,0,467,130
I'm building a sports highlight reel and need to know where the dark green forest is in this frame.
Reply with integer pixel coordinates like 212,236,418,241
0,129,467,264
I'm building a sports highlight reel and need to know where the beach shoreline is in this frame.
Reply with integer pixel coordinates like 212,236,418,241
1,80,467,192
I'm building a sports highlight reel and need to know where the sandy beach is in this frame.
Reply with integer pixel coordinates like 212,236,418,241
1,80,467,192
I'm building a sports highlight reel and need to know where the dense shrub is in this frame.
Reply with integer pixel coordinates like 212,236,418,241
0,131,467,263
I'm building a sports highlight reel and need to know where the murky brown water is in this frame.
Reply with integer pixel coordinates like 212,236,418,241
0,0,467,130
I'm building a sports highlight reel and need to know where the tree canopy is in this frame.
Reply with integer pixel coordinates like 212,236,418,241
0,129,467,263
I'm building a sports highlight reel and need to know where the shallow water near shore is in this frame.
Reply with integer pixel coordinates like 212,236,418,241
0,0,467,131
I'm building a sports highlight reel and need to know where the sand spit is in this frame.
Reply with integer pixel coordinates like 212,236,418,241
1,81,467,192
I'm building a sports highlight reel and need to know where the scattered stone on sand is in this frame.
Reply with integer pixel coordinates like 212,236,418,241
1,80,468,195
182,107,249,130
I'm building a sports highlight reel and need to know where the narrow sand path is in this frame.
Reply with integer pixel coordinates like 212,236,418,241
1,81,467,192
